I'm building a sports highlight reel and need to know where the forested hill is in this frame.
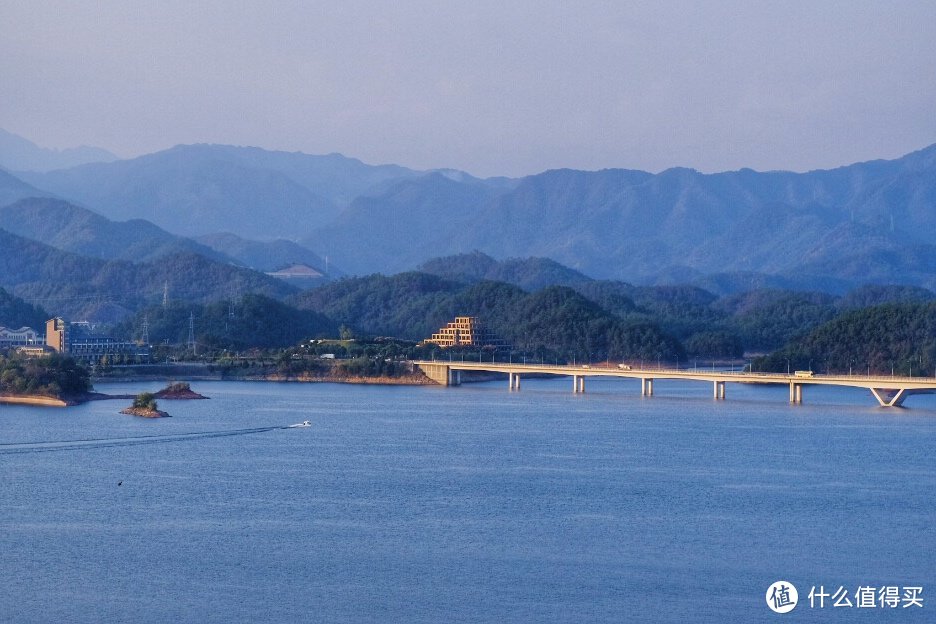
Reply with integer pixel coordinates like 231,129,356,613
291,270,936,361
113,294,337,350
0,229,297,322
417,251,593,291
755,302,936,376
0,287,48,330
291,274,684,362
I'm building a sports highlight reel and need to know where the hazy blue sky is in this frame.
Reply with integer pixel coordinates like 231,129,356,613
2,1,935,177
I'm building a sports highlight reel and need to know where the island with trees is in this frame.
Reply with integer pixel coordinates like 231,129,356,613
120,392,168,418
0,353,92,406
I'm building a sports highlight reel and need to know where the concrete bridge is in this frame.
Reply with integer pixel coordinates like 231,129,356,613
414,361,936,407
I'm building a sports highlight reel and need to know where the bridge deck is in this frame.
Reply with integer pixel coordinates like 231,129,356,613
414,361,936,407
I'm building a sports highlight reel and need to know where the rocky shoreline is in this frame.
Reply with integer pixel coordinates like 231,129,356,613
120,406,170,418
154,382,209,399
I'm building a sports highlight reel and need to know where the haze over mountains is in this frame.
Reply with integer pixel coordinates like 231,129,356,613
306,145,936,289
3,127,936,299
16,143,423,238
0,128,118,172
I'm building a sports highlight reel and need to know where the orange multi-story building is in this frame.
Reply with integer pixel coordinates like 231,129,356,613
426,316,509,349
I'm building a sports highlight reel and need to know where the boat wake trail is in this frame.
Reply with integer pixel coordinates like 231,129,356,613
0,425,301,455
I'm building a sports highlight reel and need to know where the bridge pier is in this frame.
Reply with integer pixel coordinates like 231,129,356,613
713,381,726,400
573,375,585,393
789,382,804,404
641,378,654,396
509,372,521,390
870,388,907,407
418,363,453,386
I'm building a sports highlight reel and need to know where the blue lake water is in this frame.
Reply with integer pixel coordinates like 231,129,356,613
1,377,934,623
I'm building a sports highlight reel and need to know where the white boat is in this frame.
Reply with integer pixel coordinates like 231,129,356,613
288,420,312,428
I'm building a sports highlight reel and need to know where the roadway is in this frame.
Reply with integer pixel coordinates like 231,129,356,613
413,361,936,407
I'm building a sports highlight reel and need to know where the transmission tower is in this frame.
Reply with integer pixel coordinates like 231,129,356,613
187,312,197,355
141,314,149,345
163,281,169,308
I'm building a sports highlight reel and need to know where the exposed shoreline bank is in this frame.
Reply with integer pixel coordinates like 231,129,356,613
0,394,70,407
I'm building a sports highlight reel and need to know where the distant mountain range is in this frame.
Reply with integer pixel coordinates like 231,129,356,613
0,197,231,263
0,128,118,172
305,145,936,290
4,126,936,292
15,143,424,238
0,168,56,207
195,232,332,273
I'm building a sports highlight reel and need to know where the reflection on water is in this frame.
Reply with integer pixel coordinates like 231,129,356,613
1,378,934,623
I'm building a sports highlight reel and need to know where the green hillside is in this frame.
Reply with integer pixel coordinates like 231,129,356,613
0,287,48,330
0,229,296,321
755,302,936,375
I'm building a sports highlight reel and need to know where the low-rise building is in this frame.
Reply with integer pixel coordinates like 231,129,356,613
0,326,40,349
45,317,148,363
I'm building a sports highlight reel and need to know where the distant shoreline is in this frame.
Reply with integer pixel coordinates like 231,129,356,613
2,366,504,408
90,363,439,386
91,373,438,386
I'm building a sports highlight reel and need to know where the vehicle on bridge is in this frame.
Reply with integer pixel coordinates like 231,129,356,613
794,370,814,378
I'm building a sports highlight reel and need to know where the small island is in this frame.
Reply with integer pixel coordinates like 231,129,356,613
154,381,208,400
121,392,169,418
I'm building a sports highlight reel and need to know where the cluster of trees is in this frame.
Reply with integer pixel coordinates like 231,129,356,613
112,294,336,352
132,392,158,411
0,353,91,398
200,337,421,380
754,303,936,375
334,357,409,378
